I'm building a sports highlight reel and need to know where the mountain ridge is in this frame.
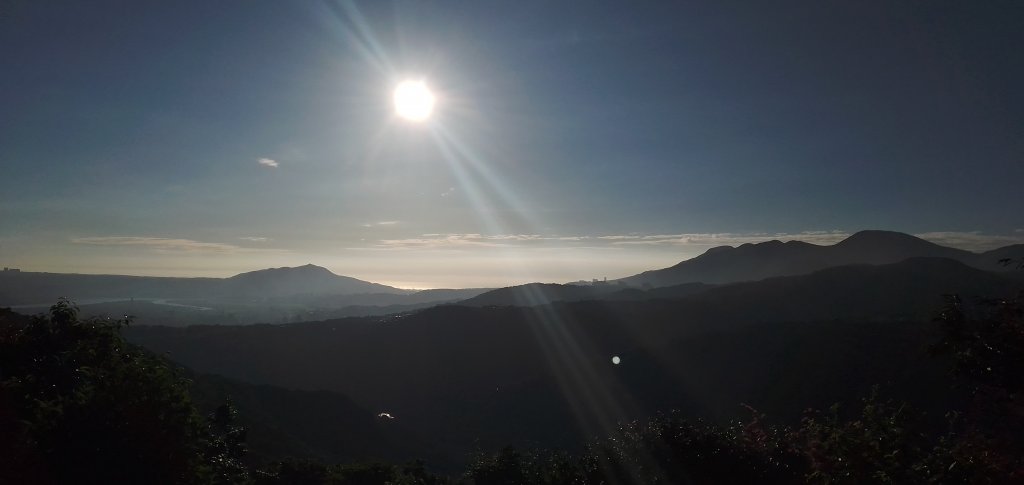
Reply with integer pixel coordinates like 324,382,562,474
0,264,408,305
223,264,408,297
619,230,1019,288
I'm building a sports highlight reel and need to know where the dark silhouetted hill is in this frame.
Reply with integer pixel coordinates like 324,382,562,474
673,257,1021,322
460,283,628,307
619,230,1020,287
976,243,1024,271
460,282,714,307
832,230,970,262
0,272,220,305
300,287,490,308
222,264,406,298
0,265,415,307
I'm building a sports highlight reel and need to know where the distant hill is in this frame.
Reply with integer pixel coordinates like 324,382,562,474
299,287,491,308
460,282,713,307
460,283,630,307
0,264,407,306
0,266,496,326
978,244,1024,270
667,257,1023,323
619,230,1022,288
222,264,407,298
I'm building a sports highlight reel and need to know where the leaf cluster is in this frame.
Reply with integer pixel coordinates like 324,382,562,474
0,299,244,484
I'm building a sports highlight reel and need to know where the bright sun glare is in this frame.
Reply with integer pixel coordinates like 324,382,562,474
393,80,435,122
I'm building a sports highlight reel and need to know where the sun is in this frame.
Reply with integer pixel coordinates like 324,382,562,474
393,80,435,122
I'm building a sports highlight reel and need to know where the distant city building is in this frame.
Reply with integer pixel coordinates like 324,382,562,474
570,277,620,287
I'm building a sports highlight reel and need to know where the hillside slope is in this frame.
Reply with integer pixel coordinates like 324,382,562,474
620,230,1021,287
125,258,1022,466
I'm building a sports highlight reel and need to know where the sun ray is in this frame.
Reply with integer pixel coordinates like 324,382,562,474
514,284,638,440
429,127,507,237
313,0,396,76
431,123,540,231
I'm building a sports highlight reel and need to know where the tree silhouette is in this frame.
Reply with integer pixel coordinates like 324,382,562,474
0,298,245,484
931,293,1024,479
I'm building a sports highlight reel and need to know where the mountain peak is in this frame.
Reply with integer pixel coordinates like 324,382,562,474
837,230,927,247
704,245,734,255
220,264,405,297
231,264,335,279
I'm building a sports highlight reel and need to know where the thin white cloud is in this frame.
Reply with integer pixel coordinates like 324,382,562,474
372,230,1022,253
258,158,279,168
915,232,1024,252
378,233,613,250
602,231,851,247
361,221,400,228
239,236,271,243
72,236,287,254
378,234,508,249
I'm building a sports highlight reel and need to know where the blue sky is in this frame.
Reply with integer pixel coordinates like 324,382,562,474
2,1,1022,287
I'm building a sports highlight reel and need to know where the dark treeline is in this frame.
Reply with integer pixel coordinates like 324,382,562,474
1,295,1021,484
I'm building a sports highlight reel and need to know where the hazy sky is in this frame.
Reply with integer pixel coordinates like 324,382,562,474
2,1,1022,288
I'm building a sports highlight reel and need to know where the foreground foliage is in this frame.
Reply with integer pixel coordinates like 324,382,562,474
0,300,245,484
2,294,1021,484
